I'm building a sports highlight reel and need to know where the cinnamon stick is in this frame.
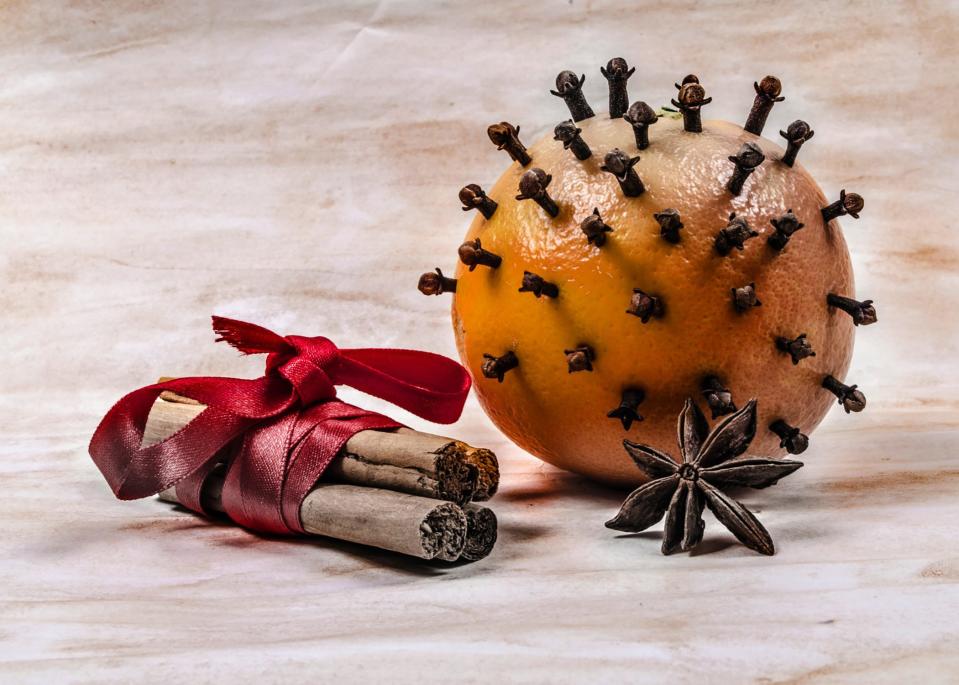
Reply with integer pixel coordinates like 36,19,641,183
329,428,478,505
144,386,499,561
145,393,488,505
157,472,467,561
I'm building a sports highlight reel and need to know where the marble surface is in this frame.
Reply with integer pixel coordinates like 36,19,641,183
2,1,958,682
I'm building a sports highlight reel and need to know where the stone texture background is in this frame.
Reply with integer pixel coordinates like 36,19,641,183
1,1,957,682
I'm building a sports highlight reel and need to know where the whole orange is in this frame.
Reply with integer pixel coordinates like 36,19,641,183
444,111,861,487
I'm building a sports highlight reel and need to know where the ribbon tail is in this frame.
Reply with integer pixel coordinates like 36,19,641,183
212,315,290,355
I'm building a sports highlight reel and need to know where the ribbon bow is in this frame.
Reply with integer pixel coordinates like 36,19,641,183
89,316,472,534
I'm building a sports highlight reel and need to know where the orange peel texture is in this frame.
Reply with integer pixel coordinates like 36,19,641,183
447,114,856,488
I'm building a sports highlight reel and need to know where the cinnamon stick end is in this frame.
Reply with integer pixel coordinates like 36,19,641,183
461,505,498,561
434,448,480,505
460,447,500,500
426,502,469,561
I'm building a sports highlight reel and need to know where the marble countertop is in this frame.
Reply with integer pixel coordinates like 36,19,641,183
2,1,957,682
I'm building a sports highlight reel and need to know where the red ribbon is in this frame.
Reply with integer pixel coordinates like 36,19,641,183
89,316,472,534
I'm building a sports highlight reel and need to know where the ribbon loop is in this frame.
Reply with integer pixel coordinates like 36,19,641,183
89,316,472,535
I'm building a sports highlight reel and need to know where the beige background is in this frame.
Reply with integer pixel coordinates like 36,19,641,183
2,1,958,682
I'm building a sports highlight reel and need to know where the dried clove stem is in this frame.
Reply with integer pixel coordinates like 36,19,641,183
701,375,736,418
459,184,497,220
458,238,502,271
516,168,560,218
827,293,878,326
821,189,864,222
625,289,664,323
715,213,759,256
654,208,684,244
600,57,635,118
726,142,765,196
564,345,594,373
769,419,809,455
607,388,645,430
418,268,457,296
623,101,659,150
518,271,559,299
653,207,683,245
601,148,645,197
731,283,761,312
481,351,519,382
487,122,532,166
671,79,711,133
744,76,784,136
776,333,816,365
581,208,614,247
767,210,805,251
822,375,867,413
550,71,594,122
553,120,592,160
780,120,814,167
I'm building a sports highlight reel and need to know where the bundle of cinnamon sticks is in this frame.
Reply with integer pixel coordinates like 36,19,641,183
144,387,499,562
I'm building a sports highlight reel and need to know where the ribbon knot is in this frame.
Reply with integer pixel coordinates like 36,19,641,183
89,316,472,535
270,335,340,406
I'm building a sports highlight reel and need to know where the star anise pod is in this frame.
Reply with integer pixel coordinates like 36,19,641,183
606,398,803,556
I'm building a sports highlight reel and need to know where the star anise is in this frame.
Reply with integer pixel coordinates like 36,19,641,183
606,398,803,556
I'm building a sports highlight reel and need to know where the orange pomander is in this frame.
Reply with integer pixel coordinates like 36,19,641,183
419,67,875,487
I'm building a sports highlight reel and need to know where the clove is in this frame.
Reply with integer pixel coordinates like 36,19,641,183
581,208,614,247
821,189,864,222
487,122,532,166
731,283,762,312
518,271,559,299
417,268,457,296
516,168,560,218
553,120,592,160
550,71,593,122
564,345,595,373
459,184,497,220
744,76,784,136
607,388,645,430
780,120,814,167
482,351,519,383
625,289,664,323
726,142,765,196
822,375,867,413
654,208,684,244
776,333,816,365
769,419,809,455
701,376,736,418
767,210,805,250
458,238,502,271
600,57,635,118
827,293,877,326
671,79,712,133
715,213,759,256
623,101,659,150
674,74,699,90
601,148,645,197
